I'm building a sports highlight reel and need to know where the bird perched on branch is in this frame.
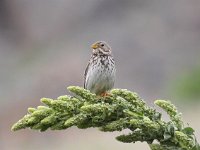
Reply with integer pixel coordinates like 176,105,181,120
84,41,116,96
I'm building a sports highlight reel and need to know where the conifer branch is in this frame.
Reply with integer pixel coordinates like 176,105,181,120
11,86,200,150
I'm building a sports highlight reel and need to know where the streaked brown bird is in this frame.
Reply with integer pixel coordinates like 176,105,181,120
84,41,116,96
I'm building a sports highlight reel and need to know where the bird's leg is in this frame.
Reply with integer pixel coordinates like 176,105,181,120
100,92,110,97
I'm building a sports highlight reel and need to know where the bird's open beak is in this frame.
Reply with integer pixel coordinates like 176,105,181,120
91,43,98,49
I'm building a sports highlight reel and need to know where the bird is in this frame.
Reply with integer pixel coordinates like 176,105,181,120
84,41,116,96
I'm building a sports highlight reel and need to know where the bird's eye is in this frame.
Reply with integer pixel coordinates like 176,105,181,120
101,44,104,47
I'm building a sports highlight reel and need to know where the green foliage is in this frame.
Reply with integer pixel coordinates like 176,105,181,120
12,86,199,150
172,68,200,101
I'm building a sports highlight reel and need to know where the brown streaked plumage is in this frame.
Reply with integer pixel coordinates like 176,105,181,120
84,41,116,95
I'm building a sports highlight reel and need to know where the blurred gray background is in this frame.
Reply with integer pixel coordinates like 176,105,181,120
1,0,200,149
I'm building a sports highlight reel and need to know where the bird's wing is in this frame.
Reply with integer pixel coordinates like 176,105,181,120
84,61,90,89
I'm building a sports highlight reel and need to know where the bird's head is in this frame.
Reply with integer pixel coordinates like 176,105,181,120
91,41,111,55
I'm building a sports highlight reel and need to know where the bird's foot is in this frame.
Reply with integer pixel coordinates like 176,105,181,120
99,92,111,97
